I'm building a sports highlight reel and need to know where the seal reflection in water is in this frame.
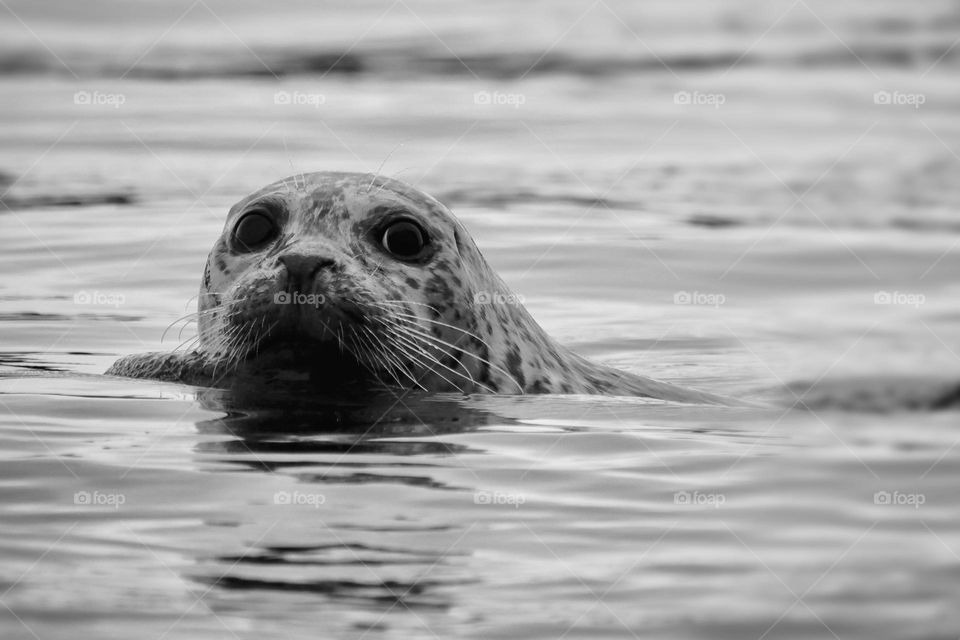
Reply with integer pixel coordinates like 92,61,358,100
108,172,727,404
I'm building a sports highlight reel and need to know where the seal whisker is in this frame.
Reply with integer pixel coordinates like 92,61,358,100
357,316,434,390
372,167,415,197
178,335,201,351
228,320,260,372
394,318,521,390
213,324,242,369
222,324,251,372
382,316,523,393
361,323,428,390
351,330,417,391
346,333,376,372
348,334,389,388
381,329,464,393
247,317,272,361
366,141,408,193
374,302,495,348
390,332,480,394
379,317,481,387
217,321,248,365
387,310,494,348
376,300,443,316
249,317,264,356
177,321,197,343
161,312,202,344
346,335,376,378
207,324,235,380
335,324,346,355
376,311,477,374
375,317,488,393
173,333,201,353
316,318,394,389
358,325,395,371
358,326,416,389
175,306,225,343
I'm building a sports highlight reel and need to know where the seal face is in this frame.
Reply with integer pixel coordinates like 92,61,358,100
196,171,529,393
108,171,729,403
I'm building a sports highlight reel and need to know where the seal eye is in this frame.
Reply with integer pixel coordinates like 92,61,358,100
381,220,427,261
232,210,277,252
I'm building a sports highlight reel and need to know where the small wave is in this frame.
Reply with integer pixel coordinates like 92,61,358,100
2,40,957,79
771,376,960,413
891,218,960,234
0,192,134,210
436,186,633,210
686,214,742,229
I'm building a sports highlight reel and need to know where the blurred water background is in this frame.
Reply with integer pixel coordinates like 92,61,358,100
1,0,960,638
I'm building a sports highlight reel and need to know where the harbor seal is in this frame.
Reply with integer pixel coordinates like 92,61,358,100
107,171,728,404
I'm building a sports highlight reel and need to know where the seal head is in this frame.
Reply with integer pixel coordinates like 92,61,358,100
196,171,530,393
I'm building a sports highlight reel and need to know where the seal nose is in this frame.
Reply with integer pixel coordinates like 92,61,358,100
279,253,334,291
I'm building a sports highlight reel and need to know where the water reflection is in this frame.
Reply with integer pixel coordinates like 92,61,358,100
185,385,504,620
193,386,508,463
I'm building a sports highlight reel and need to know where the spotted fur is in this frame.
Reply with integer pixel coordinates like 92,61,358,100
107,172,730,403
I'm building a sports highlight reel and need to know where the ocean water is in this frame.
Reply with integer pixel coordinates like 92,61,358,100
2,1,960,638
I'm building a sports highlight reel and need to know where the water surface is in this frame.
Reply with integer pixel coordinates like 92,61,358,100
2,1,960,638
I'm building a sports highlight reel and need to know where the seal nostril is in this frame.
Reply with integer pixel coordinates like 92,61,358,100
279,253,335,290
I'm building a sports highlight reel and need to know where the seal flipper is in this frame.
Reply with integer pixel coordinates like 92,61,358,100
106,351,216,386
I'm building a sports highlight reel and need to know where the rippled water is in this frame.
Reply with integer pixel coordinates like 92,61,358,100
2,1,960,638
